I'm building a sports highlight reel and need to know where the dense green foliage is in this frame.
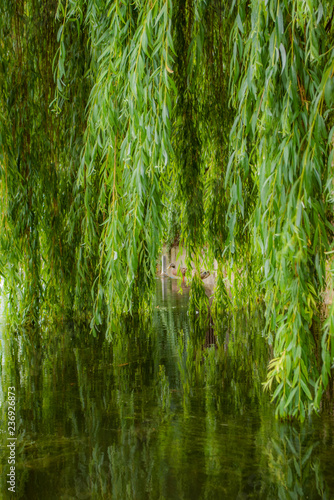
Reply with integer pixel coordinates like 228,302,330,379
0,0,333,420
229,0,334,422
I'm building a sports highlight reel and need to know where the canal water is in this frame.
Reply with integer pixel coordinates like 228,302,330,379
1,279,334,499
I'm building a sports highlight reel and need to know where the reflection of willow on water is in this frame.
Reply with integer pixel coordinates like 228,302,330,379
152,281,271,416
260,426,328,499
0,328,94,498
176,306,270,416
0,310,333,498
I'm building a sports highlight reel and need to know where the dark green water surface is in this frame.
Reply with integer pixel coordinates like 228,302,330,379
1,279,334,499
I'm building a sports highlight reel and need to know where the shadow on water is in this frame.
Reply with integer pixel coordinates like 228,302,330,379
1,279,334,498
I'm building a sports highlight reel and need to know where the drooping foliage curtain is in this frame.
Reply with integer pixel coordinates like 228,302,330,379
0,0,333,420
229,0,334,420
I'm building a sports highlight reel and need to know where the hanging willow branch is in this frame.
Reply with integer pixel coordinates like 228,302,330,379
229,0,334,420
54,0,175,334
1,0,334,420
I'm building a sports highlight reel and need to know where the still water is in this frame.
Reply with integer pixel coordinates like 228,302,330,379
1,279,334,499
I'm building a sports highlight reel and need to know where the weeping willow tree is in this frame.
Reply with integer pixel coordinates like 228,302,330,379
228,0,334,421
0,0,93,325
0,0,333,420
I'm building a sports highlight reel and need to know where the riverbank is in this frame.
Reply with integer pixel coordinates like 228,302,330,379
158,245,217,287
158,245,334,307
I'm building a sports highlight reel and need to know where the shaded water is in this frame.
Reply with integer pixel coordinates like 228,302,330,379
1,279,334,499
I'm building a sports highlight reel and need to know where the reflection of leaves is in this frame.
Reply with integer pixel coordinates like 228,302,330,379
22,436,83,469
302,444,316,466
0,281,332,498
156,364,171,415
265,427,326,499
